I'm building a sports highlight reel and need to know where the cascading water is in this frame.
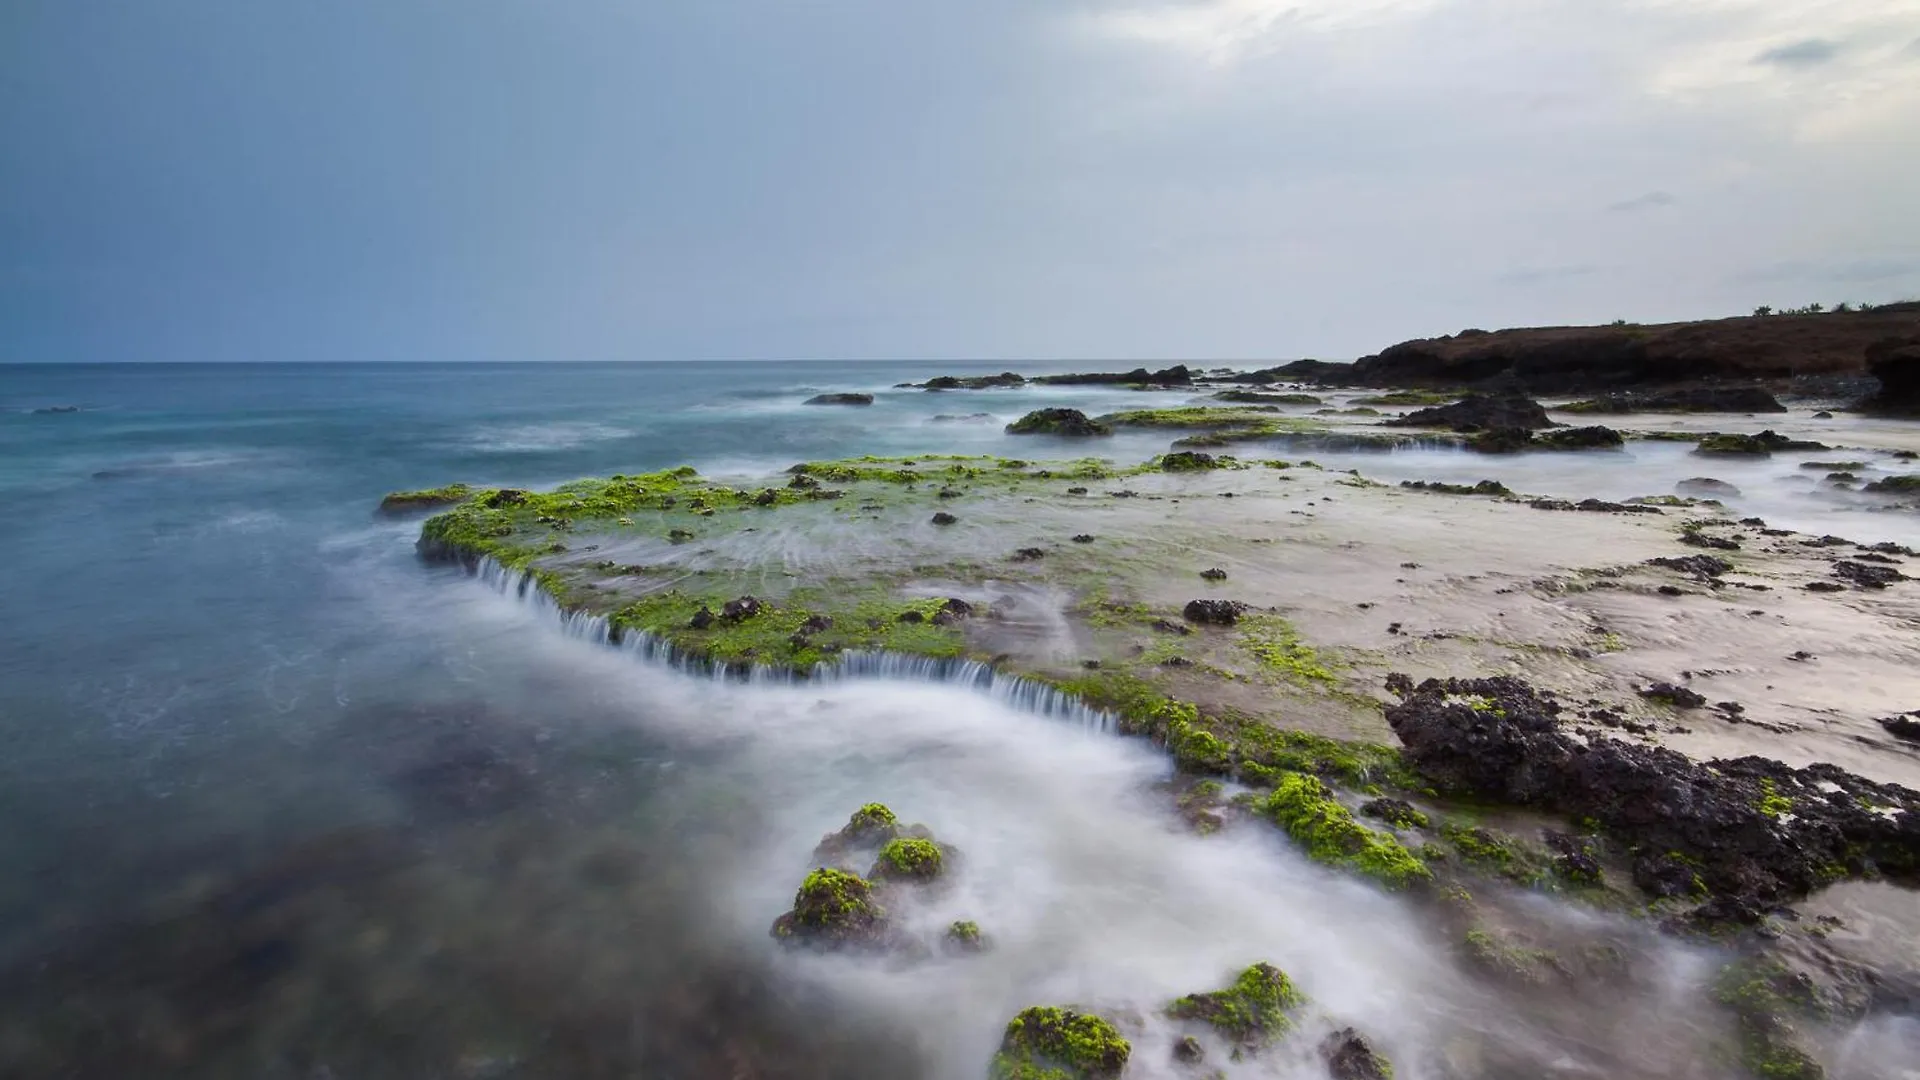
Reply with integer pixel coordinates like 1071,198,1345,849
473,556,1119,732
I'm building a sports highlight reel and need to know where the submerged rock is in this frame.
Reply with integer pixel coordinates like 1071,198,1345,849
943,920,989,954
1383,675,1920,914
1676,477,1741,497
803,393,874,406
1006,408,1113,436
931,511,958,526
1695,430,1829,456
988,1006,1130,1080
1320,1027,1393,1080
1386,392,1556,432
1833,561,1908,589
377,484,474,515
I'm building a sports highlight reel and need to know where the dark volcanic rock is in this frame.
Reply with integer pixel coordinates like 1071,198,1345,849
1562,387,1787,414
1386,392,1556,432
1006,408,1113,437
1182,599,1246,626
1348,308,1920,393
1383,675,1920,914
1535,425,1624,449
1036,365,1192,387
1160,451,1219,471
1640,681,1707,709
1321,1028,1392,1080
1833,561,1908,589
920,371,1027,391
1859,335,1920,415
1648,554,1733,580
1880,714,1920,742
931,511,958,526
720,596,763,621
803,393,874,406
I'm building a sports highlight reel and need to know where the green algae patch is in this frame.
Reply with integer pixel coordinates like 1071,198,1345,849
1238,614,1338,687
1462,928,1562,985
606,590,971,672
1258,773,1431,890
989,1006,1130,1080
869,836,943,883
1098,405,1284,429
770,868,891,948
378,483,473,515
1713,958,1827,1080
1756,779,1794,821
1352,390,1461,406
1166,962,1308,1046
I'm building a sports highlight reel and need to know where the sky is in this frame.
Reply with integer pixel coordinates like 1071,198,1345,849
3,0,1918,363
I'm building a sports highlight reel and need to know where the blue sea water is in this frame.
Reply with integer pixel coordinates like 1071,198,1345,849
0,361,1214,1077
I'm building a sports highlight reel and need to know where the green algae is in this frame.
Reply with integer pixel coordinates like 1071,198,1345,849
1713,958,1827,1080
989,1006,1130,1080
378,483,474,513
870,836,943,882
1352,390,1461,406
606,590,971,671
1258,773,1431,889
1462,928,1561,985
1166,962,1308,1045
1097,406,1286,429
771,868,887,943
1756,779,1794,820
1238,614,1338,687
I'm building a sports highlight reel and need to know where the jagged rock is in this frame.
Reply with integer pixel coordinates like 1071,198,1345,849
1200,568,1228,581
1386,392,1556,432
1006,408,1113,436
1648,554,1734,580
1182,599,1246,626
689,606,716,629
1321,1028,1392,1080
1382,675,1920,916
1879,714,1920,742
803,393,874,406
931,511,958,525
720,596,762,621
1833,561,1907,589
1536,425,1624,449
1160,451,1219,471
1640,682,1708,709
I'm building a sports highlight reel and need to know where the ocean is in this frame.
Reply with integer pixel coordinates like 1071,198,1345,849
1,362,1914,1079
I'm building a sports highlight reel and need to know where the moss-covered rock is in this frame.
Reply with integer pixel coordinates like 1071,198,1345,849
1006,409,1112,437
1166,963,1308,1046
377,483,473,515
813,803,903,861
1359,797,1429,831
988,1006,1130,1080
869,836,944,883
1321,1027,1394,1080
769,868,893,950
1713,958,1827,1080
1258,773,1431,890
944,919,989,954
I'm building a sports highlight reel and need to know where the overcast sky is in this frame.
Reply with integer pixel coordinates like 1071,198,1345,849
4,1,1918,363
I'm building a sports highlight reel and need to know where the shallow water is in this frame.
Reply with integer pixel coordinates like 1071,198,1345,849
2,363,1917,1077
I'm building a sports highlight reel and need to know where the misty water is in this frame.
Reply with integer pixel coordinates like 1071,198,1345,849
2,363,1916,1078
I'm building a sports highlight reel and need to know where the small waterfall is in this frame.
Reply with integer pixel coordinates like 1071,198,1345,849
472,558,1117,732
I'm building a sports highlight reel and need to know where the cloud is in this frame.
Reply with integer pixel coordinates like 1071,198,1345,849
1755,38,1840,67
1497,265,1600,287
1606,191,1677,213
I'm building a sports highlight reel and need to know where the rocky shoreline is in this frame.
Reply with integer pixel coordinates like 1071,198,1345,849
389,376,1920,1078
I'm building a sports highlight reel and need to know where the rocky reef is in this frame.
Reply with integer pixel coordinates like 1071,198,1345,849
1006,409,1113,436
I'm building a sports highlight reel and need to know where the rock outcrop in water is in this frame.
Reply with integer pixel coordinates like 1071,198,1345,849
804,393,874,406
1166,962,1308,1047
1383,675,1920,919
1385,392,1556,433
1006,408,1112,436
988,1006,1130,1080
769,868,898,950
